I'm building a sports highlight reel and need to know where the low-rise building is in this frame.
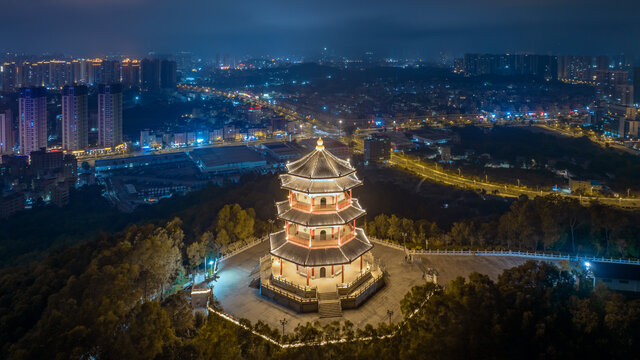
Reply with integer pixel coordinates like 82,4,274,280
569,179,603,194
592,262,640,294
261,142,300,163
188,146,267,174
364,134,390,163
0,192,24,218
95,152,188,172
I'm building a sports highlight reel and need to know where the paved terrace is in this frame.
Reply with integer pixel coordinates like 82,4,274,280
213,240,540,333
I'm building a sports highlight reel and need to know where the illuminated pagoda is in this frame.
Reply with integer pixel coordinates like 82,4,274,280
260,138,384,315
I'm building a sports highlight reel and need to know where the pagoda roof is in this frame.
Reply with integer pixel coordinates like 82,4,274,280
276,199,366,226
279,173,362,193
286,138,355,179
269,228,373,266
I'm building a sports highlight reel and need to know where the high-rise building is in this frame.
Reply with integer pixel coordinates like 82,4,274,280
100,60,120,84
0,110,14,154
0,62,18,92
634,67,640,105
463,53,557,79
61,85,89,151
19,87,47,155
121,59,141,87
595,56,610,71
98,84,123,148
70,60,84,84
557,55,594,81
160,60,177,88
141,58,160,90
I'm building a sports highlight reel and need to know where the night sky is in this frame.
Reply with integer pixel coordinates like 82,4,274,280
2,0,639,58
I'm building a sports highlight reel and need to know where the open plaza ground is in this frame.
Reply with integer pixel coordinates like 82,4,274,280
213,240,541,333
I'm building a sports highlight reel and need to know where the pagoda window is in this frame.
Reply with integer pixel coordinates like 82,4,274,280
320,197,326,207
320,230,327,240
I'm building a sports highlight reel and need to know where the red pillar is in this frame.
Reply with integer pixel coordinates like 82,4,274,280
306,268,309,286
341,265,344,283
331,265,334,275
312,267,315,277
296,264,299,271
360,256,363,270
280,258,283,275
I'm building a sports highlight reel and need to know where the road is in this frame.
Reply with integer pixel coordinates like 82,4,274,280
534,124,639,155
180,85,640,209
388,152,640,208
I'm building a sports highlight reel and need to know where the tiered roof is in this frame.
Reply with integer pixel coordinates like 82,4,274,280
270,228,372,266
275,199,366,226
285,138,355,179
269,138,373,266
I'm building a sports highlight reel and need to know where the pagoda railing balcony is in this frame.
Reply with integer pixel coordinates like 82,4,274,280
290,199,352,213
286,232,356,248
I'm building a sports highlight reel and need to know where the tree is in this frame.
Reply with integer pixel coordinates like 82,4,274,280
111,302,174,360
194,315,242,359
186,240,207,279
215,204,255,245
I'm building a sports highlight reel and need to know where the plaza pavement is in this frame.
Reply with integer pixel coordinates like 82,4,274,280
213,240,546,333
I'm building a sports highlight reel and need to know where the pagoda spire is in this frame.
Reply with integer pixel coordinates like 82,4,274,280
316,137,324,150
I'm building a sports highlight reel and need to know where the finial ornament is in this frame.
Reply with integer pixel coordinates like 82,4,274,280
316,137,324,150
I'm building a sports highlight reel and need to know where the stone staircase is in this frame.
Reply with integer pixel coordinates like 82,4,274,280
318,291,342,318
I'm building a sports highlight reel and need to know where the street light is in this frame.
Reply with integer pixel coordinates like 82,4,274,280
279,318,288,337
386,309,394,324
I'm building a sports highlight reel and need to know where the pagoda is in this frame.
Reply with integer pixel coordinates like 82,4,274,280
260,138,384,315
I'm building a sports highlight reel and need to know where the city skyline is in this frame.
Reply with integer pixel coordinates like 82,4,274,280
1,0,639,59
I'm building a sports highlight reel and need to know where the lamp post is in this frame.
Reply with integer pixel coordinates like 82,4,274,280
268,219,274,234
280,318,288,337
386,309,394,325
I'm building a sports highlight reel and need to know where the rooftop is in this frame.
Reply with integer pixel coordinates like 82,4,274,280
286,138,355,179
269,228,373,266
189,146,266,172
593,262,640,281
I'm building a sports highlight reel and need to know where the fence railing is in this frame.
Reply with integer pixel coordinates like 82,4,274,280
337,270,373,295
342,273,385,299
271,275,317,298
261,280,317,304
218,236,268,263
371,237,640,265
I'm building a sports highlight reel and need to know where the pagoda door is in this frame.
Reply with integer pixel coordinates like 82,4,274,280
320,267,326,278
